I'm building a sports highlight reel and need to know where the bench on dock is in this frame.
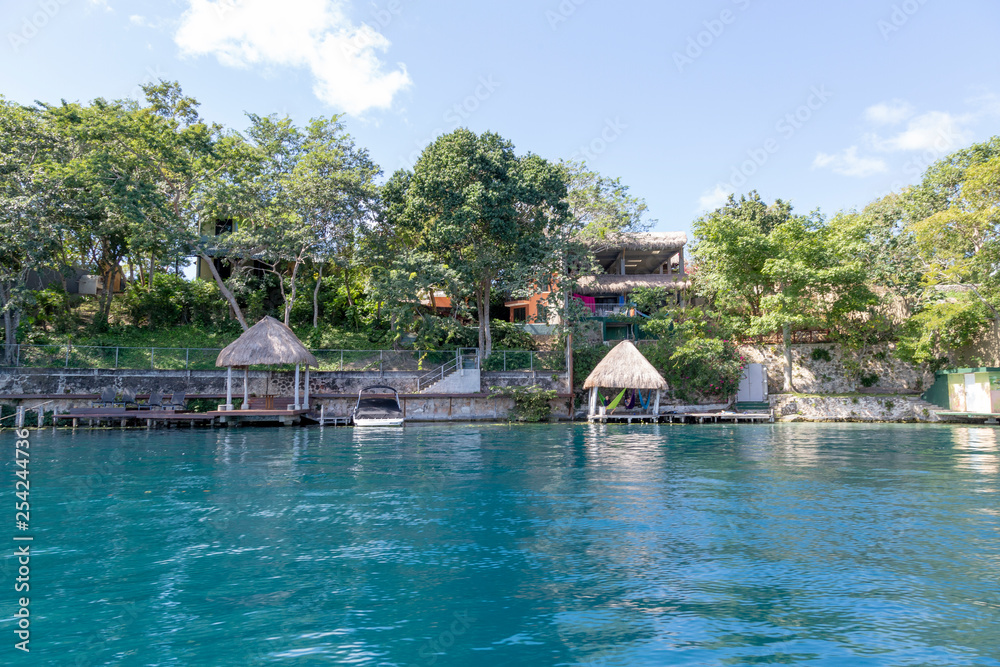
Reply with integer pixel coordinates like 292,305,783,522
244,396,297,411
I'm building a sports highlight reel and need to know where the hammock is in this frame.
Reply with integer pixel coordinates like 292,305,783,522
637,390,651,410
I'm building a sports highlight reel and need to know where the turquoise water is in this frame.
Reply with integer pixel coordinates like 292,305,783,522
6,423,1000,666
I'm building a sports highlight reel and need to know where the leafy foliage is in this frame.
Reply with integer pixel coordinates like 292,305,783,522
489,385,558,422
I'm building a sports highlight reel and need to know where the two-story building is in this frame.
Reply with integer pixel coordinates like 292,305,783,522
504,232,691,339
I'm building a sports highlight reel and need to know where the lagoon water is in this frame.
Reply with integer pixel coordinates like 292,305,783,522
8,423,1000,665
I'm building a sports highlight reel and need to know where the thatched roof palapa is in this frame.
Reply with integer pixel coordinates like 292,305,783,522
585,232,687,252
575,274,692,296
216,316,318,368
583,340,667,390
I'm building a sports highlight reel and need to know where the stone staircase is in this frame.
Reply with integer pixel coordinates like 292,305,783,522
907,396,946,422
417,349,480,394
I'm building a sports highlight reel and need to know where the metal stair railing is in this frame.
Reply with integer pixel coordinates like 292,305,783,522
416,348,479,392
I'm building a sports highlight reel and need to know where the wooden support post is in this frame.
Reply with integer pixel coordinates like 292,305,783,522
588,387,598,417
37,408,44,429
226,366,233,411
320,404,325,426
243,368,249,409
294,364,301,410
304,368,310,411
653,389,661,416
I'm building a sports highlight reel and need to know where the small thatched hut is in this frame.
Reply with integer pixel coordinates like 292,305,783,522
216,316,318,411
583,340,667,417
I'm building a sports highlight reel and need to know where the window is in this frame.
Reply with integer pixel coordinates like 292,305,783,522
513,307,527,322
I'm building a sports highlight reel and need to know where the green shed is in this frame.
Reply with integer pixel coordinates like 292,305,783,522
923,368,1000,414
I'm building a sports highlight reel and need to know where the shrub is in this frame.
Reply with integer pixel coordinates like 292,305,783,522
491,320,538,351
810,348,832,362
860,373,879,388
123,274,230,329
571,344,611,391
489,385,558,422
644,335,744,403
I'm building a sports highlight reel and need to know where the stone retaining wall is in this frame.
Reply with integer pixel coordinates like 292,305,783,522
772,394,941,422
0,368,569,397
739,343,933,395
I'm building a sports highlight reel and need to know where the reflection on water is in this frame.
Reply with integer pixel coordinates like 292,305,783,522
954,427,1000,476
9,423,1000,666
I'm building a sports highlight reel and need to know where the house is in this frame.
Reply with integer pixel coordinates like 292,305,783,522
504,232,691,339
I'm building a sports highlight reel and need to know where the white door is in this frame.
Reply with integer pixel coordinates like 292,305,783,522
737,364,767,402
966,374,992,414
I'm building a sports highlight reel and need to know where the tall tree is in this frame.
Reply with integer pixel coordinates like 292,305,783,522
404,129,569,357
0,99,65,363
693,193,874,390
222,113,380,327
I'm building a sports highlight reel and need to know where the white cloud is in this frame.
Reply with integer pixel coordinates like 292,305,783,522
813,146,888,177
174,0,411,116
697,184,733,212
864,100,913,125
871,111,970,153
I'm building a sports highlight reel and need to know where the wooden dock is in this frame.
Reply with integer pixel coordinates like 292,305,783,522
589,410,773,424
55,409,217,428
52,407,312,428
936,411,1000,424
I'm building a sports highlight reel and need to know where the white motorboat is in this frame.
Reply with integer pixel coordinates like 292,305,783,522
352,385,405,427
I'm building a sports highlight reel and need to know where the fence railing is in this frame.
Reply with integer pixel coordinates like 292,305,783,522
2,345,564,373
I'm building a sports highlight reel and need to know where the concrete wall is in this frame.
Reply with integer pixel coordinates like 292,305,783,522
0,368,569,398
319,394,573,422
739,343,933,395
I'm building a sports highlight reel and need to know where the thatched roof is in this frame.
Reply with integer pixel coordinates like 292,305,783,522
216,316,318,368
586,232,687,252
576,274,691,296
583,340,668,390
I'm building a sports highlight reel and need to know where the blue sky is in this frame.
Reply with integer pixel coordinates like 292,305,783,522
3,0,999,240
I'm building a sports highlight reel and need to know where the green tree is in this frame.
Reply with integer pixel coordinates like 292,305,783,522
404,129,569,357
222,113,380,327
901,152,1000,363
0,99,66,362
693,193,875,390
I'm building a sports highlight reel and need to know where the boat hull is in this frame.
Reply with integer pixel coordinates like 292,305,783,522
353,417,405,427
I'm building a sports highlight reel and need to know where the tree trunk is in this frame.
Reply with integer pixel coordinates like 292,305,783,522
148,254,155,288
95,260,119,329
477,279,493,358
564,290,573,395
199,253,248,330
312,264,323,328
1,283,19,366
782,323,794,392
284,259,301,327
